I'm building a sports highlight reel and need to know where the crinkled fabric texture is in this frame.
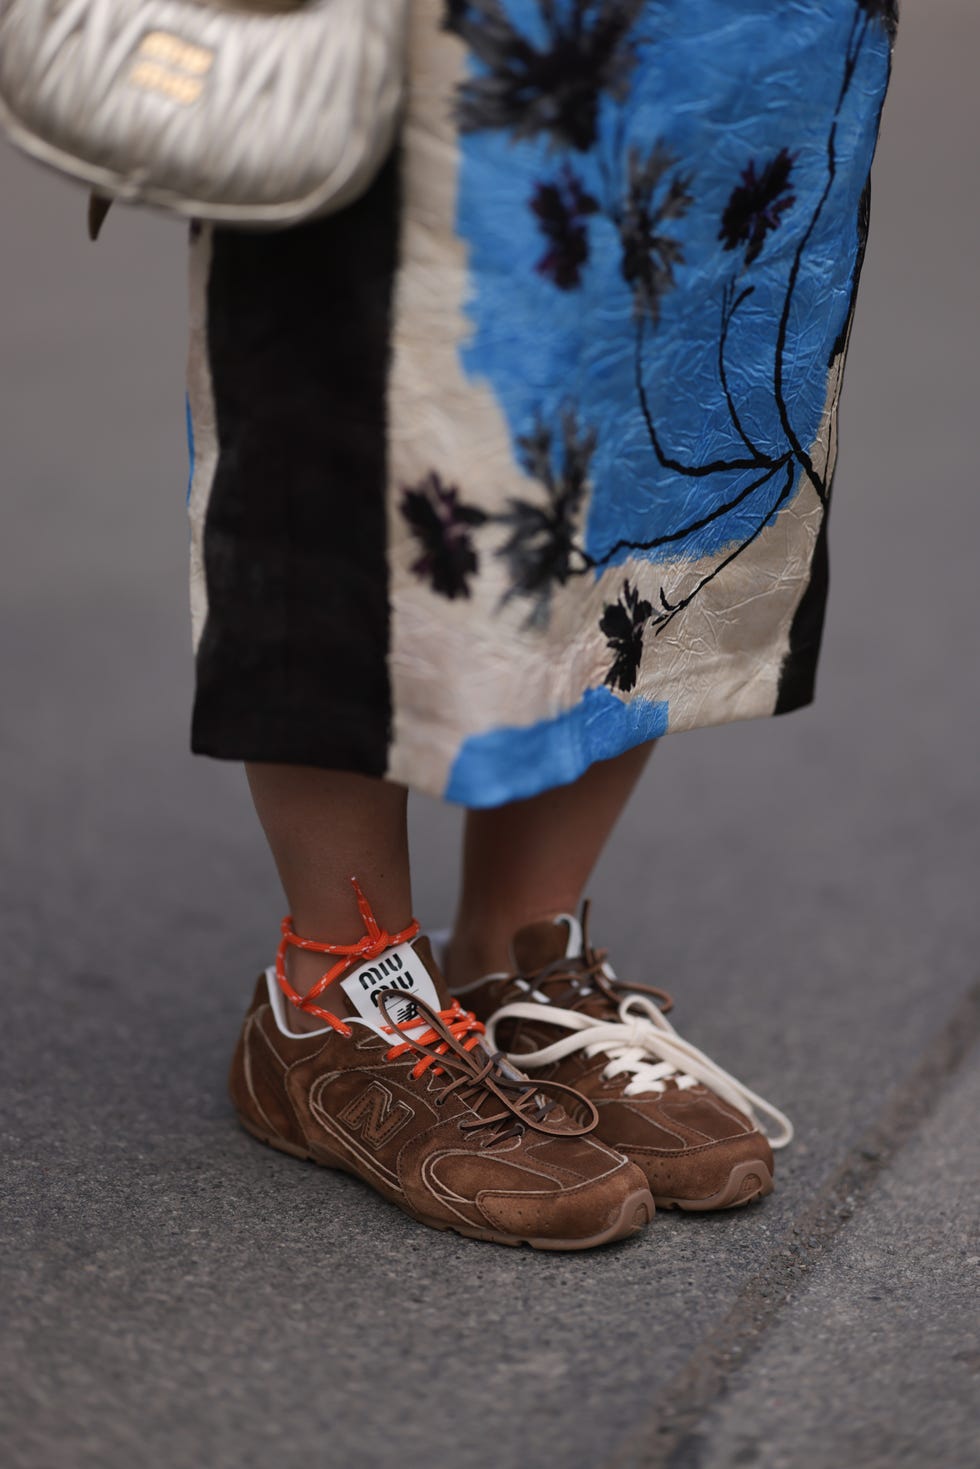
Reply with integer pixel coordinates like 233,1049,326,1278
187,0,895,808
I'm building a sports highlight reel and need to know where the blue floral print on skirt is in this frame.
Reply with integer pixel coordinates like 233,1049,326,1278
186,0,896,807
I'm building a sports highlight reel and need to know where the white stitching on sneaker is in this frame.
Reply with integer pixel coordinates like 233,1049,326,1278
483,992,794,1149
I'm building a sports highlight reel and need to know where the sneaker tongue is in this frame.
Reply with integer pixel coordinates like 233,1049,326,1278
340,937,548,1131
510,913,582,973
338,935,450,1041
510,913,618,1020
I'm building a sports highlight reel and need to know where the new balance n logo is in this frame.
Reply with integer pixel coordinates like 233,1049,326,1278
336,1082,413,1150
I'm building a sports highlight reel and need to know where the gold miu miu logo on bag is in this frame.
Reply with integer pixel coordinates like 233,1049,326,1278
128,32,215,107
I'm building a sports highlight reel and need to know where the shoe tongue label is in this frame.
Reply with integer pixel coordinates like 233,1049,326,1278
339,942,441,1041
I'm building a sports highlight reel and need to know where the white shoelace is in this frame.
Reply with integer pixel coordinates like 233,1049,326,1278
483,990,794,1149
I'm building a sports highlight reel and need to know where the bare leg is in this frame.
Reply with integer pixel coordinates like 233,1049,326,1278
246,763,411,1027
446,742,655,987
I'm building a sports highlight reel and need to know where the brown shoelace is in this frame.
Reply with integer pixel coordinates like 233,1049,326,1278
377,989,599,1145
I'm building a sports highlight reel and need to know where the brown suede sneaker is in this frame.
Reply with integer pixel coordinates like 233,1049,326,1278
449,906,793,1212
229,885,653,1249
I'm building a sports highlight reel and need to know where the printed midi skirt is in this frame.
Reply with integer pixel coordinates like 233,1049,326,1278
186,0,895,807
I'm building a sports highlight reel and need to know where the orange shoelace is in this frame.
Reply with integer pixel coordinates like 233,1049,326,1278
276,877,485,1077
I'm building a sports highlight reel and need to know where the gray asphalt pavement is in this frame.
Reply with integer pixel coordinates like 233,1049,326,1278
691,1058,980,1469
1,5,978,1468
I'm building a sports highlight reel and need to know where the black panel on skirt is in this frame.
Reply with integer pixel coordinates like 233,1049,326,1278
774,175,873,718
191,150,401,775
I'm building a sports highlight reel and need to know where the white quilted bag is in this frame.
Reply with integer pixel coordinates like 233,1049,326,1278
0,0,409,226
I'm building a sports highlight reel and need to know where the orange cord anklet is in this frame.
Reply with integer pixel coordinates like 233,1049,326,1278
275,878,486,1074
276,876,422,1035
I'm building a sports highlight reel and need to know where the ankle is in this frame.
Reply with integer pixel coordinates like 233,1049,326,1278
444,928,510,990
446,902,577,989
273,947,337,1032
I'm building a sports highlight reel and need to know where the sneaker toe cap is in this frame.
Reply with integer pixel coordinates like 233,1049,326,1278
630,1128,775,1207
475,1157,652,1243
